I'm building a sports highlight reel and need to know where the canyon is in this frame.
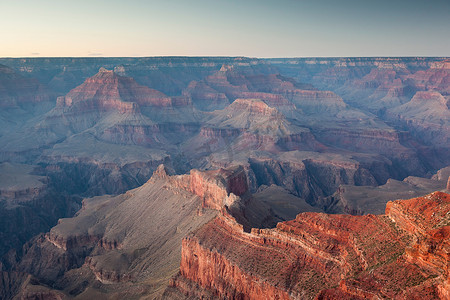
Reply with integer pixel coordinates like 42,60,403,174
0,56,448,299
167,191,450,299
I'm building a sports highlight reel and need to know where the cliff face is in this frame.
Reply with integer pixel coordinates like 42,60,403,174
0,64,53,108
153,164,248,211
386,91,450,147
10,164,253,298
386,192,450,274
170,192,450,299
0,163,81,258
1,56,448,299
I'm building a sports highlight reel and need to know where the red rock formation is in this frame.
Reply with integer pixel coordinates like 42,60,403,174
404,60,450,94
386,192,450,273
171,192,450,299
56,67,172,112
153,165,249,210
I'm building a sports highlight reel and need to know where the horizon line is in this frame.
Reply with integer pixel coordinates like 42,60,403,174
0,55,449,59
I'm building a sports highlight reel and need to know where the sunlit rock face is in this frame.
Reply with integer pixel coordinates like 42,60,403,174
169,192,450,300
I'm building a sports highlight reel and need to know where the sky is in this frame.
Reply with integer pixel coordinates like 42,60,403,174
0,0,449,58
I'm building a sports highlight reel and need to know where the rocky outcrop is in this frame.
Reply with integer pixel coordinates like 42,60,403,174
0,271,30,300
152,164,248,211
228,98,281,116
45,232,101,252
288,90,347,113
325,170,449,215
182,98,325,164
182,81,230,111
0,163,48,202
386,192,450,274
247,156,379,207
10,165,253,298
182,64,314,112
170,192,450,299
40,155,169,196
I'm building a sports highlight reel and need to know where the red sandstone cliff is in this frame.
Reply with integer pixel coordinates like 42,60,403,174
152,164,248,211
169,192,450,299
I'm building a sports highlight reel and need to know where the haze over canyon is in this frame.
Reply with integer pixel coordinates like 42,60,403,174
0,56,449,299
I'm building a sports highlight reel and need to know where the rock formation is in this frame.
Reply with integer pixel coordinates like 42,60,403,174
0,64,52,108
386,91,450,147
326,167,450,215
0,56,448,299
7,165,254,298
168,192,450,299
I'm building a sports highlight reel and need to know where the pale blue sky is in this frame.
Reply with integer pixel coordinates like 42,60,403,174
0,0,449,57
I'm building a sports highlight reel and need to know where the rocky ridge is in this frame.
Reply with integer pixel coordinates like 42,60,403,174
168,191,450,299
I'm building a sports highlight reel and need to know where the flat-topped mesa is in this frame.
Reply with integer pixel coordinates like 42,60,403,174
171,191,450,299
56,67,175,112
430,59,450,70
287,89,347,113
229,98,280,117
0,163,48,202
239,92,294,107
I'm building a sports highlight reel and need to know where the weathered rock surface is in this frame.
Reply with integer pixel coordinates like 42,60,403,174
8,165,253,298
183,64,314,113
169,192,450,299
386,91,450,147
0,163,47,202
6,163,334,299
0,64,52,108
0,56,448,299
270,57,450,170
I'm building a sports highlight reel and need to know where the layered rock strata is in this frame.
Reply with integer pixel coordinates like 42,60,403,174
169,192,450,299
